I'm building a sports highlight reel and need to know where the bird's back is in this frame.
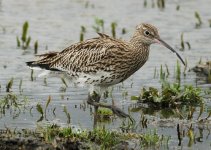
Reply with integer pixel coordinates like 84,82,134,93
27,33,142,87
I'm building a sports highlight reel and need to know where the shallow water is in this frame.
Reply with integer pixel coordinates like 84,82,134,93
0,0,211,149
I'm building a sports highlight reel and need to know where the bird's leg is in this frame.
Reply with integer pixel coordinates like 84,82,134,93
87,91,101,114
87,92,130,118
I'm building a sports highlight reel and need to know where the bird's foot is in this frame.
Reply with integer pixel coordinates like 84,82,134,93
87,100,129,118
87,92,134,123
109,105,129,118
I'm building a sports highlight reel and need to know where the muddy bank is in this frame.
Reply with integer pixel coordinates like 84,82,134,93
0,127,140,150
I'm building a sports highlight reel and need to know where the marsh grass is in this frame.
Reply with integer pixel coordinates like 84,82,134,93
160,65,166,80
93,18,104,33
140,129,166,148
34,40,38,54
176,60,181,82
183,58,188,76
153,64,171,80
60,77,68,92
143,0,165,9
31,70,34,81
16,21,31,50
180,33,185,50
111,22,117,38
153,67,157,78
38,125,121,149
121,28,127,35
97,108,113,121
176,121,210,148
36,103,44,121
18,79,22,92
45,96,51,120
6,78,13,92
43,77,47,86
36,96,52,122
122,89,128,99
16,21,39,51
180,33,191,50
208,19,211,27
61,77,68,88
143,0,147,7
79,18,127,42
157,0,165,9
208,62,211,83
176,5,180,11
159,64,170,80
165,64,170,77
208,71,211,83
84,1,95,8
0,124,175,150
119,116,136,132
80,26,86,42
187,125,194,147
195,11,202,28
140,114,148,128
91,126,120,149
0,93,28,118
63,106,71,124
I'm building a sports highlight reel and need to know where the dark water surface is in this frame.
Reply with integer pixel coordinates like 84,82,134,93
0,0,211,149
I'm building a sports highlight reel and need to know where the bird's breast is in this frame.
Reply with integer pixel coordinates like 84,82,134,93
69,70,123,87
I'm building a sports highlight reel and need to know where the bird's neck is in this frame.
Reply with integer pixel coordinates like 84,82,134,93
125,36,150,76
129,36,150,61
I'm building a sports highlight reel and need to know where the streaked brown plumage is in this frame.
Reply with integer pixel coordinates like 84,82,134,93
27,23,185,118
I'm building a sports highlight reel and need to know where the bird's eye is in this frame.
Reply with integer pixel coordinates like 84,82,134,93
144,30,150,36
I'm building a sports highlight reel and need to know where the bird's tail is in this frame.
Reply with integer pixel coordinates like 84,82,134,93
26,51,60,71
26,61,37,67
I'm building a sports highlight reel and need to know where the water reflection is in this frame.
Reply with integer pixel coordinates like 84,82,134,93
177,124,210,148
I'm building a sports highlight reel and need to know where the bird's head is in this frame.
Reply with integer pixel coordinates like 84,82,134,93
133,23,185,65
135,23,160,45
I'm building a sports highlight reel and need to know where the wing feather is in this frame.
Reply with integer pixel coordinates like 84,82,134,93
27,34,130,74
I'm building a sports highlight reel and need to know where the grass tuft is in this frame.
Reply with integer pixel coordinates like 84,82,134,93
138,81,203,109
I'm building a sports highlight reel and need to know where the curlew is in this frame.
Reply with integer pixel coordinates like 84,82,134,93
26,23,185,118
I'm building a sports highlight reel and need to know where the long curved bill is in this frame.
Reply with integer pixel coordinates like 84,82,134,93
154,38,185,66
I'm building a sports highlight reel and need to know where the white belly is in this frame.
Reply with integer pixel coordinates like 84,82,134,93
73,71,122,86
